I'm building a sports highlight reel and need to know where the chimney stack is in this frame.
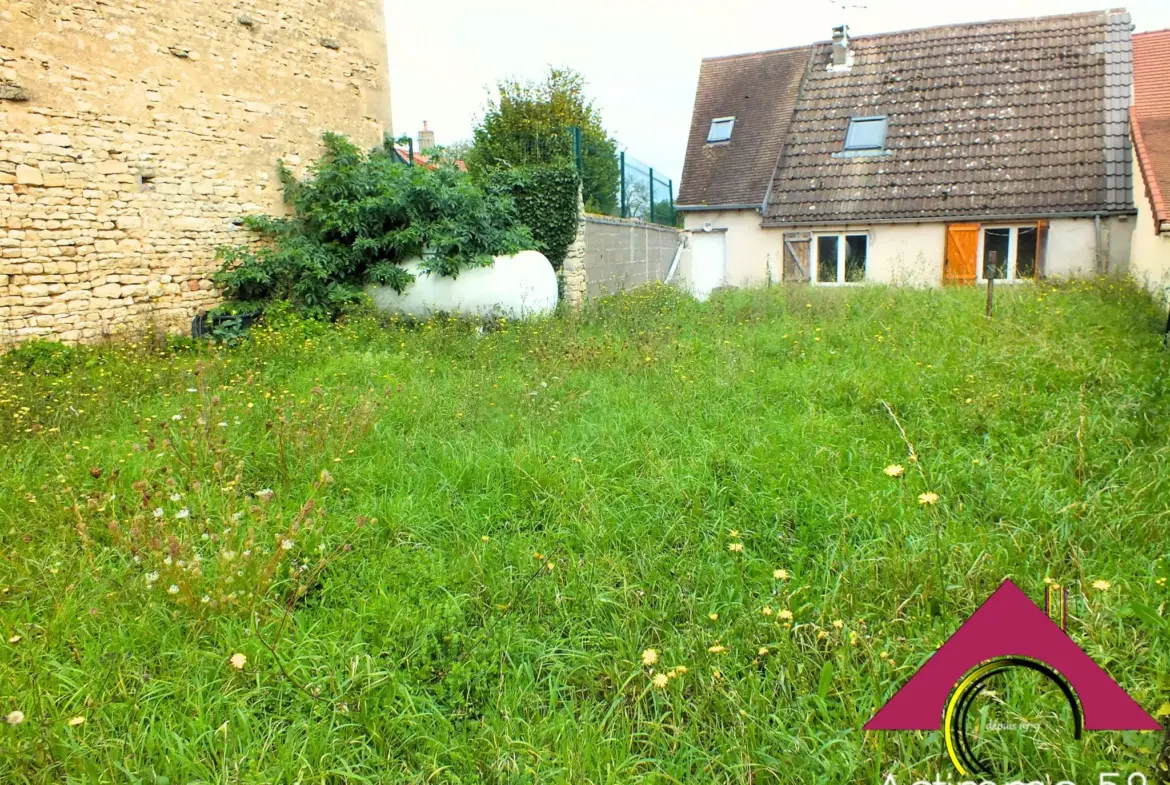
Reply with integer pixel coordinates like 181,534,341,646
418,121,436,152
831,25,851,68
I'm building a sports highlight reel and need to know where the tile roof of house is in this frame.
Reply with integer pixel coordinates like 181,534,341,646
392,146,467,172
1132,29,1170,230
761,10,1134,226
676,45,812,208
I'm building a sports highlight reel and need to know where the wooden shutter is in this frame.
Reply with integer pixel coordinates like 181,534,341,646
943,223,980,285
1035,219,1049,280
783,232,811,283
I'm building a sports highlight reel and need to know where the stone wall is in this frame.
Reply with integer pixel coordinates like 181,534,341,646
0,0,391,344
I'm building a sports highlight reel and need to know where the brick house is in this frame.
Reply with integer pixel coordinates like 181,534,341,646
676,11,1136,298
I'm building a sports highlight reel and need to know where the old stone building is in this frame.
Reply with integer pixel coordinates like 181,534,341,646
1,0,392,343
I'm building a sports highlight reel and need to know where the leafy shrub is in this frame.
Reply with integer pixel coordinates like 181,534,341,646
213,133,535,320
484,163,580,269
2,339,81,375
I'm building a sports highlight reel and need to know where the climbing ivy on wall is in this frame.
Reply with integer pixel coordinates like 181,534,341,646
484,163,580,270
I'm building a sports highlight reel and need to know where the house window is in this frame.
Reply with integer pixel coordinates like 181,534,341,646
814,233,868,283
980,225,1038,281
843,116,888,151
707,116,735,143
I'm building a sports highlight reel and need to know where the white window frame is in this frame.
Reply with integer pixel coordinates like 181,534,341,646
707,116,735,143
976,225,1038,283
811,233,869,285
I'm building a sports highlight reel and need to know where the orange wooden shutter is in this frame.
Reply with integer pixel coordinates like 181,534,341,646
944,223,980,285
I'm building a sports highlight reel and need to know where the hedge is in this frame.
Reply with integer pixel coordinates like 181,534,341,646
484,163,580,270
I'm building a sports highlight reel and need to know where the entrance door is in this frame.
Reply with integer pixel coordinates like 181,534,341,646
944,223,979,285
690,231,727,301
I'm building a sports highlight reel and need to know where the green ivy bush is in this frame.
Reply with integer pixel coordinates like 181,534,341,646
484,163,580,270
213,133,535,320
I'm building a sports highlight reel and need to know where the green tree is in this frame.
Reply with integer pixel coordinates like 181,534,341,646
466,67,619,215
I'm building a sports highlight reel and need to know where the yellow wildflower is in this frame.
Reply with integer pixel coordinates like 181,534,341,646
918,492,940,505
67,716,85,727
708,644,727,654
229,652,247,670
773,568,790,580
1092,579,1111,591
884,464,904,478
728,542,744,553
652,673,669,689
641,649,659,666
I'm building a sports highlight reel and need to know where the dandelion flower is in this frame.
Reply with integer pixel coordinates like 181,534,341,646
884,465,905,478
761,606,774,617
832,619,844,629
708,612,719,621
6,710,24,725
641,649,659,666
8,635,21,644
773,568,790,581
728,530,740,538
708,644,727,654
758,647,770,656
167,584,180,595
652,673,669,689
778,609,794,622
1092,579,1111,591
229,652,247,670
727,542,744,553
67,716,85,727
480,535,490,542
918,492,940,506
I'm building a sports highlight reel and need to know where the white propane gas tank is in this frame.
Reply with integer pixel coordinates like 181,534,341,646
364,250,558,319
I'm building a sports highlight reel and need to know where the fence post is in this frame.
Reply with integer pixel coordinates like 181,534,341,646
571,127,583,176
407,138,413,167
620,151,626,219
649,167,655,225
668,179,675,227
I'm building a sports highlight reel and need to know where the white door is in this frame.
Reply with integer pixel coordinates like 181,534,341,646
690,232,727,301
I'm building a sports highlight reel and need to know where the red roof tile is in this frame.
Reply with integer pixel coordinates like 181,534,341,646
1132,30,1170,229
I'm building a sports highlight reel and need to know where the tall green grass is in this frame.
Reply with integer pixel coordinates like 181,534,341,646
1,279,1168,784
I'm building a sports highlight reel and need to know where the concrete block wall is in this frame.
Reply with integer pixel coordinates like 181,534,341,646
581,215,681,298
0,0,391,344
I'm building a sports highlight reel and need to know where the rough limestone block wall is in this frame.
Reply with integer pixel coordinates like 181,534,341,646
0,0,391,344
559,191,588,309
582,216,681,298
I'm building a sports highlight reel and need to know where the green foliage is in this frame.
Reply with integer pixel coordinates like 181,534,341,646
1,339,81,375
4,280,1170,781
466,67,619,214
213,133,534,320
484,162,580,269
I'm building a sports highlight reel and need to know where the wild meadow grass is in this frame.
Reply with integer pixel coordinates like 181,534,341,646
0,279,1168,784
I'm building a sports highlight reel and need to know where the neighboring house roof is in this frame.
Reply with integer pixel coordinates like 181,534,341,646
676,46,811,209
392,146,467,172
763,11,1134,225
1132,30,1170,231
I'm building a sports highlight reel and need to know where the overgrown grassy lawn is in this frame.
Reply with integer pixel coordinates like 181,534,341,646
1,281,1169,784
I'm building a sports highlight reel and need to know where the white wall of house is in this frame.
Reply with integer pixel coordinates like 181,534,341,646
681,209,1132,293
1130,152,1170,303
681,210,780,288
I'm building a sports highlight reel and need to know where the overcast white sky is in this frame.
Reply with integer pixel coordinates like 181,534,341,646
386,1,1170,184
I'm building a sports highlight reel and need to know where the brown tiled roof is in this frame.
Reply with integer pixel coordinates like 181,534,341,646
676,46,811,208
763,11,1134,226
1132,30,1170,230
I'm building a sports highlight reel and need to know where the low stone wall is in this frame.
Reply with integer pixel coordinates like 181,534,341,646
560,214,682,304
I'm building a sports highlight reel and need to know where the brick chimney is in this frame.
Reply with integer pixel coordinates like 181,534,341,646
418,121,436,152
831,25,851,68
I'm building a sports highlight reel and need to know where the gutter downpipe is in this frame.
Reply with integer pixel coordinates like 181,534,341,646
1094,214,1103,274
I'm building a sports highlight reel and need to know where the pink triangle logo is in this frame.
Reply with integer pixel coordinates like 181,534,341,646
866,580,1159,774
